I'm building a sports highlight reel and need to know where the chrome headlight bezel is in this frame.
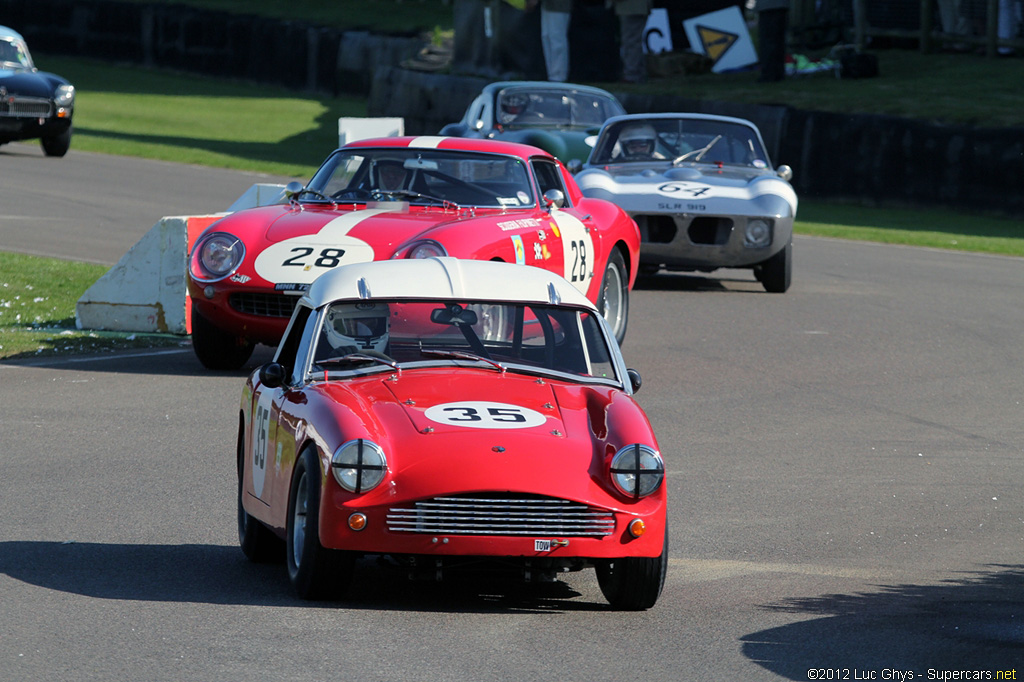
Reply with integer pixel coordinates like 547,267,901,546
610,444,664,499
405,240,448,260
331,439,388,494
744,218,773,248
54,84,75,108
190,232,245,282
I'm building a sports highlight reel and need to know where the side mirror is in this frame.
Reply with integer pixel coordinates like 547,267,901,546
543,189,566,209
566,159,583,174
776,164,793,182
259,362,286,389
283,180,305,202
627,368,642,394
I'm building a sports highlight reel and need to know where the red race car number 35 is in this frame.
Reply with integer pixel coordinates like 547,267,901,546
424,401,546,429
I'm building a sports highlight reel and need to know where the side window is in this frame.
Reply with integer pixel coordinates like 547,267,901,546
272,304,317,385
532,159,568,205
468,99,485,130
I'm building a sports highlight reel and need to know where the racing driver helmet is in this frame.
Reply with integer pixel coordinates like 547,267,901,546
499,92,529,124
619,123,657,160
324,302,390,355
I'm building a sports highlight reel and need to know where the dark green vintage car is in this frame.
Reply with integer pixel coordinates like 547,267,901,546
439,81,624,167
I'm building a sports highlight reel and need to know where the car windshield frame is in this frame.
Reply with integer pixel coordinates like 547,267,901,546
305,147,537,210
301,298,624,388
496,87,625,130
0,36,33,69
590,118,772,169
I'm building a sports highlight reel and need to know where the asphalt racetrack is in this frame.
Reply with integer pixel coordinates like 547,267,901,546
2,142,1023,680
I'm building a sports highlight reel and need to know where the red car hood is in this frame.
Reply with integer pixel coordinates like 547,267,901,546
260,204,472,245
312,369,637,506
217,204,504,287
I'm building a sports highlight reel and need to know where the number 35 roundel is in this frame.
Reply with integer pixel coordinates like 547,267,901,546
424,401,547,429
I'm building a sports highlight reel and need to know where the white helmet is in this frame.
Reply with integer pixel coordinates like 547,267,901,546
324,302,390,355
620,123,657,159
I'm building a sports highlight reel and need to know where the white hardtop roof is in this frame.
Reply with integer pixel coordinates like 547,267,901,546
303,258,596,311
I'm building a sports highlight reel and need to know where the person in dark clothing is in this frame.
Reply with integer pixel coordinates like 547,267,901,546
755,0,789,82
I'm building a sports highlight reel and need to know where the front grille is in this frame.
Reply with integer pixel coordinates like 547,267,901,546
635,214,678,244
688,216,733,245
386,494,616,537
229,292,298,318
0,96,52,118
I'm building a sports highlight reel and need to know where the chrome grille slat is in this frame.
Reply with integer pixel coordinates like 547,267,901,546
386,495,615,537
0,96,52,118
229,292,298,318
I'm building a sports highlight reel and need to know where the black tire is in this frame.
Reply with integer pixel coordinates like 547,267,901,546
286,447,355,600
191,306,254,370
237,420,283,563
595,525,668,610
41,126,72,157
598,248,630,346
757,242,792,293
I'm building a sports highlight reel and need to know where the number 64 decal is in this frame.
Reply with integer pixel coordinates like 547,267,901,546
424,401,547,429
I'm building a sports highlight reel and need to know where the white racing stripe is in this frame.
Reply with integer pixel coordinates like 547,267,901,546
253,208,399,285
409,136,447,149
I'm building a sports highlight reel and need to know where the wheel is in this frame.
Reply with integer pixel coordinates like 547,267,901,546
598,249,629,345
757,242,792,293
41,126,72,157
286,447,355,600
191,306,254,370
595,525,668,610
237,421,282,563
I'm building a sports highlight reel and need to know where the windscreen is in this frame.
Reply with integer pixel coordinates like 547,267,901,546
308,148,536,209
310,299,618,383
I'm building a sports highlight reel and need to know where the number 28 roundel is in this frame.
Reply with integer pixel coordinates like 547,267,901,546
253,212,385,285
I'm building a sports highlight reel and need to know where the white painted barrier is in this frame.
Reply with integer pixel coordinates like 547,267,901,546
338,117,404,146
75,183,287,334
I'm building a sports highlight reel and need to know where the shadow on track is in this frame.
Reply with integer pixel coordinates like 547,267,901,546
0,540,609,614
742,565,1024,677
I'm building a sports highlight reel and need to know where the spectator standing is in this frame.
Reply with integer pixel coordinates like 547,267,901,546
998,0,1021,55
528,0,572,81
614,0,652,83
755,0,789,82
936,0,969,39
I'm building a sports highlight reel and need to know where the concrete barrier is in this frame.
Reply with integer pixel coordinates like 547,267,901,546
338,117,405,146
74,215,222,334
75,183,287,335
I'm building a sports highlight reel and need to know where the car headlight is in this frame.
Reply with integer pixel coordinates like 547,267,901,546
405,240,448,259
191,232,245,281
610,444,664,499
744,219,772,248
331,439,387,493
54,84,75,108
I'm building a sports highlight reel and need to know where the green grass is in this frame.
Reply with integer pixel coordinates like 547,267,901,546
797,200,1024,256
0,253,186,360
43,56,367,179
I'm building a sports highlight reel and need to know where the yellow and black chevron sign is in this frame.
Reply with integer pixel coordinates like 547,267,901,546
696,25,739,63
